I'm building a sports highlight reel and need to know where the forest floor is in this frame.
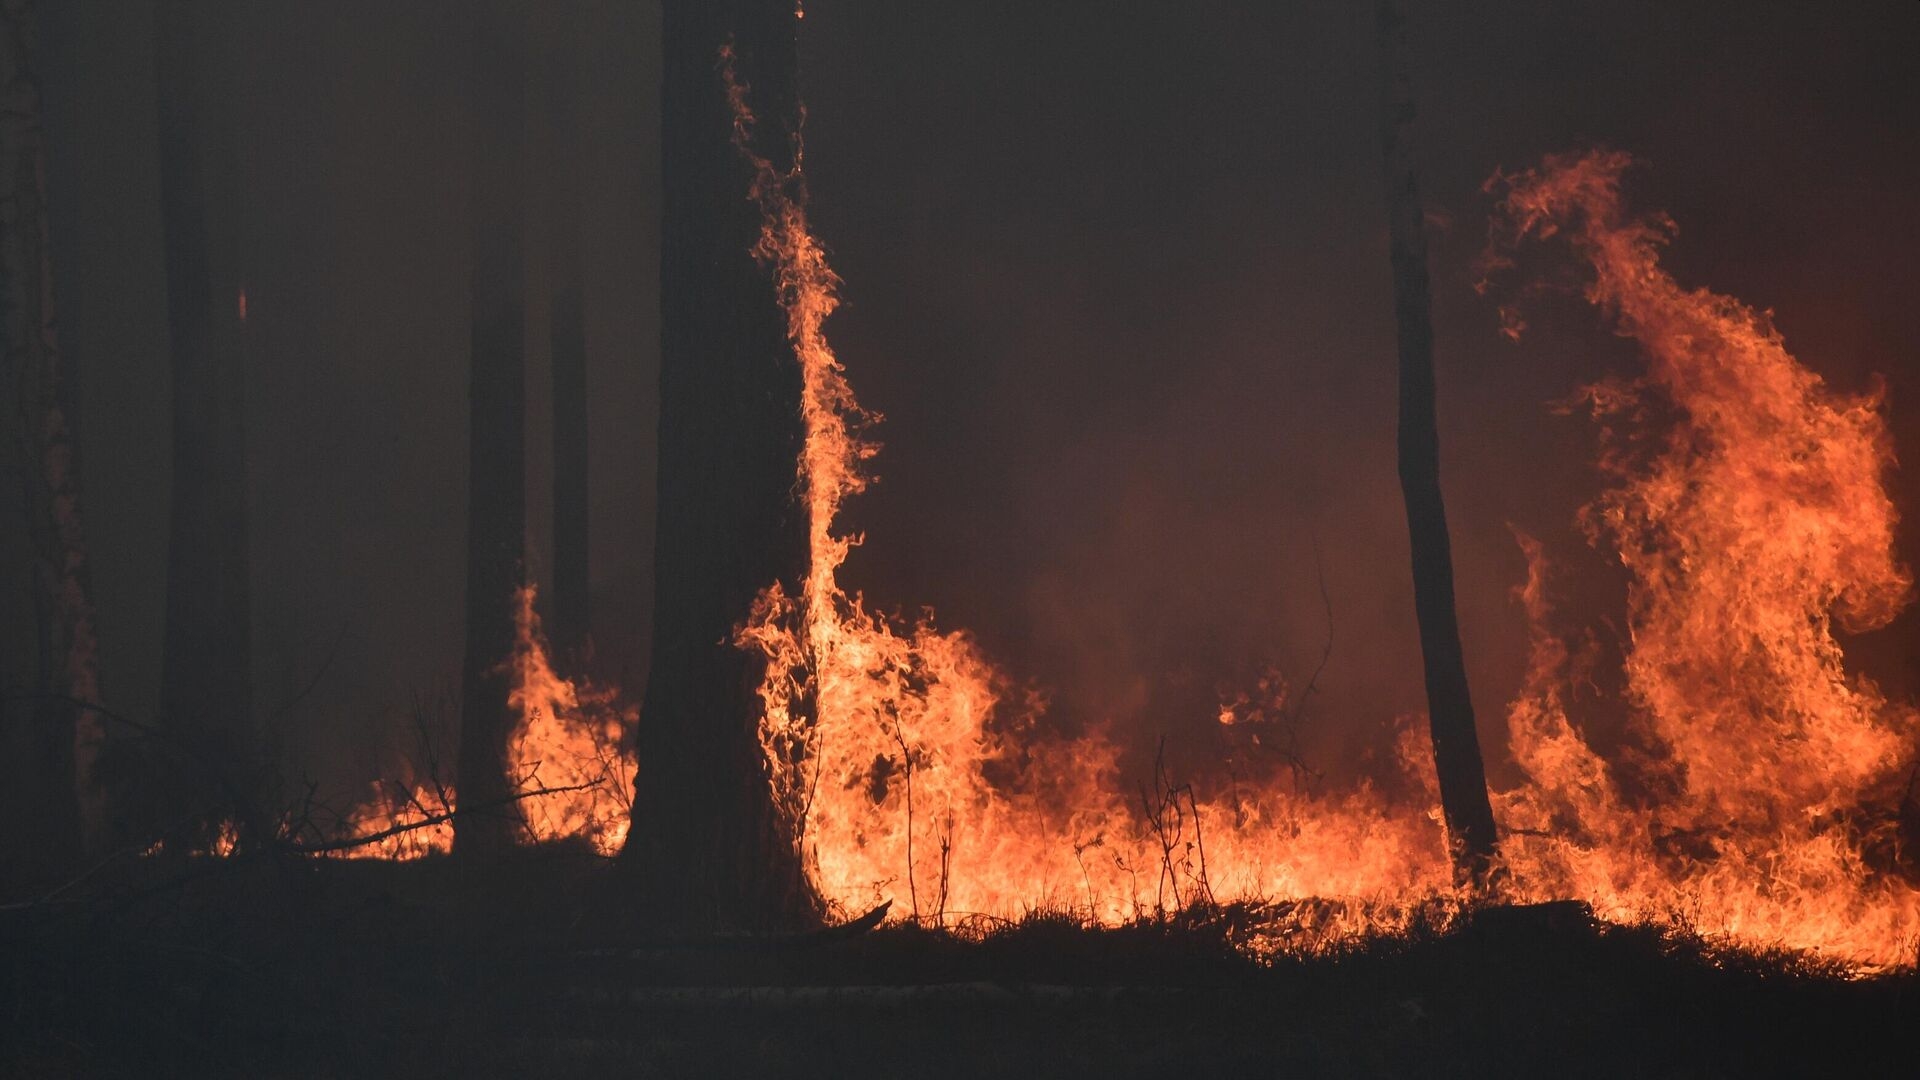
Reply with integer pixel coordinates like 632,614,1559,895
4,846,1913,1079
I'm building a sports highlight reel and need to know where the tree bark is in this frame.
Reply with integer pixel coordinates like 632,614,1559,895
548,35,589,662
453,2,528,854
0,0,102,876
617,0,814,932
155,0,257,841
1375,0,1499,885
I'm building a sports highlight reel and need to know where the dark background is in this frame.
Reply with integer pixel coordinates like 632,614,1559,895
20,0,1920,797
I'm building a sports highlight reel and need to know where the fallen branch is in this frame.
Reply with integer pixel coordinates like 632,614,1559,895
276,779,606,856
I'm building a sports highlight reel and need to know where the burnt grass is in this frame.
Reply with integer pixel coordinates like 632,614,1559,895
4,845,1914,1079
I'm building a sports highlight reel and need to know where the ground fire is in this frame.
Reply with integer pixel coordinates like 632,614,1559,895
730,124,1920,964
8,4,1918,1076
333,585,635,860
318,134,1920,972
179,57,1901,977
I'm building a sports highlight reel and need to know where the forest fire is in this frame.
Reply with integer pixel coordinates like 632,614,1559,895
724,43,1447,934
166,127,1918,972
12,5,1920,1075
86,0,1916,975
721,46,1920,965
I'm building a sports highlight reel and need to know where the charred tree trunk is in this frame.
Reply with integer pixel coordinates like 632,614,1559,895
453,3,528,854
617,0,814,932
1375,0,1499,885
155,0,257,842
0,0,103,875
548,40,589,663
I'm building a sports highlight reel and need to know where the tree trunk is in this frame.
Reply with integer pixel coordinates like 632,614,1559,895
1375,0,1499,885
548,36,589,663
453,1,528,854
155,0,257,841
0,0,102,876
617,0,814,932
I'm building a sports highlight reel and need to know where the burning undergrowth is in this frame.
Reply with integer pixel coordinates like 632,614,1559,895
725,43,1452,940
173,108,1920,974
1486,149,1920,967
722,36,1920,970
327,585,636,860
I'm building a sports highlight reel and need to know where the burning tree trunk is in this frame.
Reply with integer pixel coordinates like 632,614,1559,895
616,0,814,931
1374,0,1499,884
548,38,589,662
0,0,104,872
155,0,258,840
453,3,528,854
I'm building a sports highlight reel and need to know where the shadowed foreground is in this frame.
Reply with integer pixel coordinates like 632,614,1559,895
4,851,1912,1079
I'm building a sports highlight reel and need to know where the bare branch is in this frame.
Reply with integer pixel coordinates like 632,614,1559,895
276,779,604,856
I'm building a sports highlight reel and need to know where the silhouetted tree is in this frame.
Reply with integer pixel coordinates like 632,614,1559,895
548,27,589,662
155,0,258,840
1375,0,1499,884
453,1,528,854
0,0,102,876
617,0,814,931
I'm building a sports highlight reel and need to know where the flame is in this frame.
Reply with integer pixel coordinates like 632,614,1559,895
727,44,1451,938
166,111,1920,976
333,779,454,861
732,86,1920,965
1488,150,1920,968
327,584,634,859
504,584,636,854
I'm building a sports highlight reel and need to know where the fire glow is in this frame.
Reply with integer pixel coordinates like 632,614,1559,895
302,118,1920,968
335,585,635,860
724,53,1920,970
1489,150,1920,967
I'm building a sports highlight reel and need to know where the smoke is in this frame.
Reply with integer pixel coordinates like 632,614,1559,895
25,0,1920,926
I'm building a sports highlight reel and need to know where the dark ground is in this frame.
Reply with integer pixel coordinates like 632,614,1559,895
4,849,1913,1079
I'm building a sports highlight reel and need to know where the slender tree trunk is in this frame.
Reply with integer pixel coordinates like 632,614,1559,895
548,38,589,662
0,0,102,874
453,1,528,854
155,0,256,840
617,0,813,932
1375,0,1499,885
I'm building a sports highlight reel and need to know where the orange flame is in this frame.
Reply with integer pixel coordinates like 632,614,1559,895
734,101,1920,966
1488,150,1920,968
727,44,1452,938
215,111,1918,976
504,584,636,854
333,779,454,861
331,584,634,859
